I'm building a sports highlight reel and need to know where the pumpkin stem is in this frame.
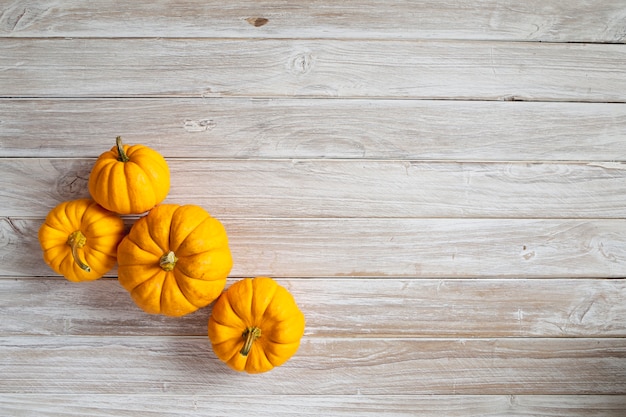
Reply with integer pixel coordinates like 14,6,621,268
159,251,178,271
240,327,262,356
115,136,130,162
67,230,91,272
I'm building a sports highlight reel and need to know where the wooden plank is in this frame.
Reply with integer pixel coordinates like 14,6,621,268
2,39,625,101
2,99,626,161
4,158,626,219
1,394,625,417
1,336,624,395
1,277,625,338
1,0,625,43
6,217,626,278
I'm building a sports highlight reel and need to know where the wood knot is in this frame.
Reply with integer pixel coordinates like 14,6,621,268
288,51,314,75
246,17,269,27
183,119,216,132
56,170,89,197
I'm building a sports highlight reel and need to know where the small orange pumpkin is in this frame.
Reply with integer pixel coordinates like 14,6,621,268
88,136,170,215
117,204,233,317
208,277,306,374
38,199,126,282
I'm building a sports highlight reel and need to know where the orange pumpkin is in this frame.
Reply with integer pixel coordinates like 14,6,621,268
38,199,126,282
88,136,170,214
117,204,233,317
208,277,305,374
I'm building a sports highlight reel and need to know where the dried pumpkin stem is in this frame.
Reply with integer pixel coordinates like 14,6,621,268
159,251,178,271
67,230,91,272
115,136,130,163
241,326,262,356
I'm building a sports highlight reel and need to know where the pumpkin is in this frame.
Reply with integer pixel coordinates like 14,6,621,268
88,136,170,215
38,199,126,282
208,277,305,374
117,204,233,317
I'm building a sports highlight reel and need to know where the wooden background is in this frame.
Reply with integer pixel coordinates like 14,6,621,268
1,1,626,415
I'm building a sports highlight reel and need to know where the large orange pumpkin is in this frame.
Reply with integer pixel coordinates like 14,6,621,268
88,136,170,215
117,204,233,317
208,277,306,373
38,199,126,282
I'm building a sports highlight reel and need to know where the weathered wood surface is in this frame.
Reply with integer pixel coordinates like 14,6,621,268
2,99,626,161
4,217,626,278
2,39,625,101
2,0,626,415
2,394,626,417
4,158,626,218
2,277,625,338
1,0,625,43
1,336,625,395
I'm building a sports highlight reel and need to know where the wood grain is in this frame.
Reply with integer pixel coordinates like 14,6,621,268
1,0,625,43
1,336,625,395
4,158,626,219
6,217,626,278
2,39,625,101
2,99,626,161
1,277,625,338
2,394,625,417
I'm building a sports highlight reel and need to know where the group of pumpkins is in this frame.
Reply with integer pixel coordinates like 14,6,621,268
38,137,305,374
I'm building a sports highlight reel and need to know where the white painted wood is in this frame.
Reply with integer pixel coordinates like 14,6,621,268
1,336,625,395
5,217,626,278
2,394,626,417
5,158,626,218
1,0,625,413
1,277,625,338
2,39,625,101
2,99,626,161
1,0,625,43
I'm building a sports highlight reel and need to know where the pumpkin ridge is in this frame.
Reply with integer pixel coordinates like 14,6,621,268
134,150,168,180
126,161,157,212
168,266,224,282
61,201,82,231
111,162,131,214
83,211,125,239
128,146,169,202
90,160,116,211
123,264,164,293
55,249,73,272
146,207,174,254
74,199,90,227
227,278,254,327
131,269,166,297
252,278,278,325
84,227,125,239
248,343,273,373
82,206,114,230
213,339,245,363
131,271,167,314
84,245,115,260
169,269,206,308
168,206,210,253
126,232,162,258
159,272,168,313
159,272,199,315
39,223,69,247
174,235,230,260
83,249,114,274
208,315,233,328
